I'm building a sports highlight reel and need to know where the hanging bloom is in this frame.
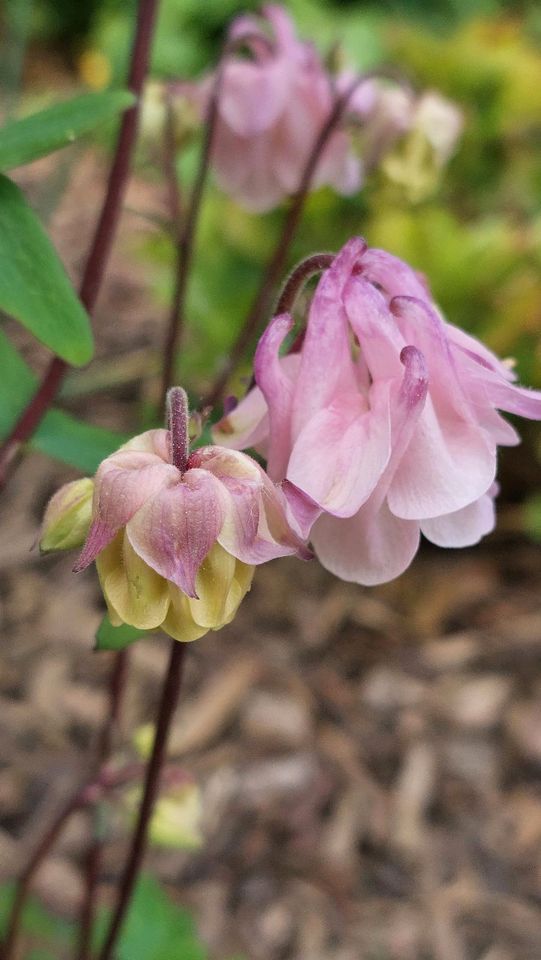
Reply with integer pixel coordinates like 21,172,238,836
176,5,376,212
41,388,308,642
381,90,463,201
214,237,541,585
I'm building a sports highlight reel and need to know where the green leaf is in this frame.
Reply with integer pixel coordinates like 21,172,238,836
0,329,126,470
0,882,76,951
0,90,135,171
95,613,148,651
0,325,35,435
117,874,207,960
33,410,128,473
92,874,207,959
1,876,208,960
0,175,93,365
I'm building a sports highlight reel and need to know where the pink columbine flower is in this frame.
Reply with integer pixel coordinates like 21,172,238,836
177,5,376,212
43,388,308,642
214,237,541,585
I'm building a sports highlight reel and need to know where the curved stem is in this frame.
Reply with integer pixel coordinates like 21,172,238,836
0,0,160,489
202,74,371,410
275,252,335,318
97,640,187,960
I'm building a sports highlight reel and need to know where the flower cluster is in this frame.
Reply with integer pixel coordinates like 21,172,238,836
174,6,462,212
41,6,540,638
177,6,393,211
214,237,541,584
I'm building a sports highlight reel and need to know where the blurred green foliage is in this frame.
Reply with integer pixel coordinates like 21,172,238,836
0,873,226,959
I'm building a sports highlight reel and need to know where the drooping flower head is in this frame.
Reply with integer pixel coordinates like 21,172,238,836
214,237,541,585
381,90,464,201
176,5,376,212
41,388,309,642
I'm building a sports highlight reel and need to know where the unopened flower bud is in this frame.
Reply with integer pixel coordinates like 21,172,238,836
382,91,463,202
125,775,202,850
40,478,94,554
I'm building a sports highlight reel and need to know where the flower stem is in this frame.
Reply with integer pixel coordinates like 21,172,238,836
0,0,160,489
158,57,225,408
275,252,335,318
0,757,143,960
203,74,372,410
97,640,187,960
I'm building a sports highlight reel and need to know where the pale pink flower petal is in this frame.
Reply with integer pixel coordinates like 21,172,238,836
120,428,171,459
214,351,301,457
292,237,366,436
219,60,290,138
74,449,178,572
287,385,391,517
421,490,496,548
281,480,322,539
358,248,430,301
386,296,497,518
212,386,269,452
312,501,420,586
194,446,308,562
446,323,517,382
253,312,295,480
387,394,496,520
343,276,405,381
473,374,541,421
126,469,225,599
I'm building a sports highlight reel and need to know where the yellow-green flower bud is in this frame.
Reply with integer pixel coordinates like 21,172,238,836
125,778,203,850
40,478,94,554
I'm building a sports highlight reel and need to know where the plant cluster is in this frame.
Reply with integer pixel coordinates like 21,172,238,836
1,3,541,959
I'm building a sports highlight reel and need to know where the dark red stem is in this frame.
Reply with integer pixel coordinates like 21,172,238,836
203,74,372,410
76,649,129,960
0,756,143,960
1,2,159,956
97,640,187,960
275,252,335,318
0,0,160,488
159,56,225,407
